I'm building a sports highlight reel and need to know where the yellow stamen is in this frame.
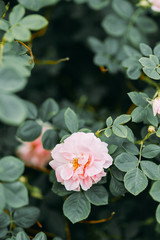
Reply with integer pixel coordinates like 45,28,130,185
73,158,79,170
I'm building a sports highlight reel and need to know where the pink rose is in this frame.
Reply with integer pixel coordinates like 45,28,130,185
49,132,113,191
148,0,160,12
16,126,51,168
152,97,160,116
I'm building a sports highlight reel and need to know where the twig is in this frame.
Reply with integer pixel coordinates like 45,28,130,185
65,219,72,240
80,212,115,224
35,57,70,65
16,40,34,64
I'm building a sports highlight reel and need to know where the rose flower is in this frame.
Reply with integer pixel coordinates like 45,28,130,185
49,132,113,191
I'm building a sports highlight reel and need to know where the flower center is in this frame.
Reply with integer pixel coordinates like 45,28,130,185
72,158,80,170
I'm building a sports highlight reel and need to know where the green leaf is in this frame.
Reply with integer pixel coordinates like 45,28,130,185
108,144,118,155
131,106,146,123
17,120,42,141
128,27,142,47
12,25,31,41
23,100,38,120
136,16,158,34
126,126,134,143
112,124,127,138
34,232,47,240
21,14,48,30
4,182,28,208
9,4,25,25
109,177,126,197
4,31,14,42
0,66,27,93
115,153,138,172
16,231,30,240
0,19,9,31
146,106,158,127
139,57,156,68
143,67,160,80
112,0,134,20
0,1,5,18
154,44,160,59
150,55,159,66
124,168,148,196
127,66,141,80
63,192,91,223
18,0,59,11
0,228,8,239
128,92,147,107
84,185,108,206
64,108,79,133
104,128,112,138
0,212,10,228
157,67,160,74
140,43,152,57
156,126,160,138
102,14,127,37
93,53,107,66
0,93,27,126
0,183,5,212
39,98,59,122
111,166,125,181
42,129,58,150
88,0,110,10
122,142,139,155
106,116,113,127
124,45,141,57
140,161,160,180
149,181,160,202
156,204,160,224
104,37,119,56
52,238,63,240
0,156,24,182
13,206,40,228
50,171,72,197
114,114,131,124
141,144,160,159
88,37,104,53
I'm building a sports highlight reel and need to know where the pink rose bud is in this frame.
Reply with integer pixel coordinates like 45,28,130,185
49,132,113,191
139,0,150,7
148,0,160,12
16,126,51,168
148,125,155,133
152,97,160,116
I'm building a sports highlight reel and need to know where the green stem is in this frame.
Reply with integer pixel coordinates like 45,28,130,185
137,141,143,167
136,132,155,167
95,128,106,137
141,76,160,90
